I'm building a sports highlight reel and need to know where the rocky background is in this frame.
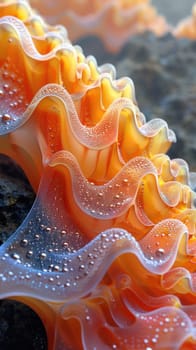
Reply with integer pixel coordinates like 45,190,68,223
0,1,195,349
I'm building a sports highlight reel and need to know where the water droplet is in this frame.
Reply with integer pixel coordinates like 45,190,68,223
155,248,165,257
8,271,14,276
40,252,47,259
53,265,60,272
34,234,40,240
3,83,9,90
1,113,12,122
152,338,157,343
26,250,33,259
65,281,71,287
20,239,28,247
11,253,20,260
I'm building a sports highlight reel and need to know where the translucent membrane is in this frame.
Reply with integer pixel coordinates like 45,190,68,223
0,1,195,350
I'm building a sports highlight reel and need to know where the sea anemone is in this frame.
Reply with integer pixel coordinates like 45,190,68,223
30,0,169,52
0,1,195,349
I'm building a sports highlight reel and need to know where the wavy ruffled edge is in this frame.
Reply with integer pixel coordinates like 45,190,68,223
0,151,195,303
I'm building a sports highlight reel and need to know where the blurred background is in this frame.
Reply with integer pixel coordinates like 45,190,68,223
152,0,195,24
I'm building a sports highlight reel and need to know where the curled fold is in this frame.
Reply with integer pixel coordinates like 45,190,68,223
56,271,196,349
0,14,134,94
0,152,195,305
0,205,192,298
59,302,196,350
0,80,176,190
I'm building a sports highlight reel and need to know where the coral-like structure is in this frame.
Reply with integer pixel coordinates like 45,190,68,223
174,3,196,40
0,1,195,349
30,0,169,52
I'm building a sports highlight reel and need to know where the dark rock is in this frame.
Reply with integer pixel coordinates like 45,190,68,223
0,155,35,244
0,299,47,350
0,155,47,349
118,34,196,171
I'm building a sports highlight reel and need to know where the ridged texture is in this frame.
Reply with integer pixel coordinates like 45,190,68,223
30,0,169,52
0,1,195,350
